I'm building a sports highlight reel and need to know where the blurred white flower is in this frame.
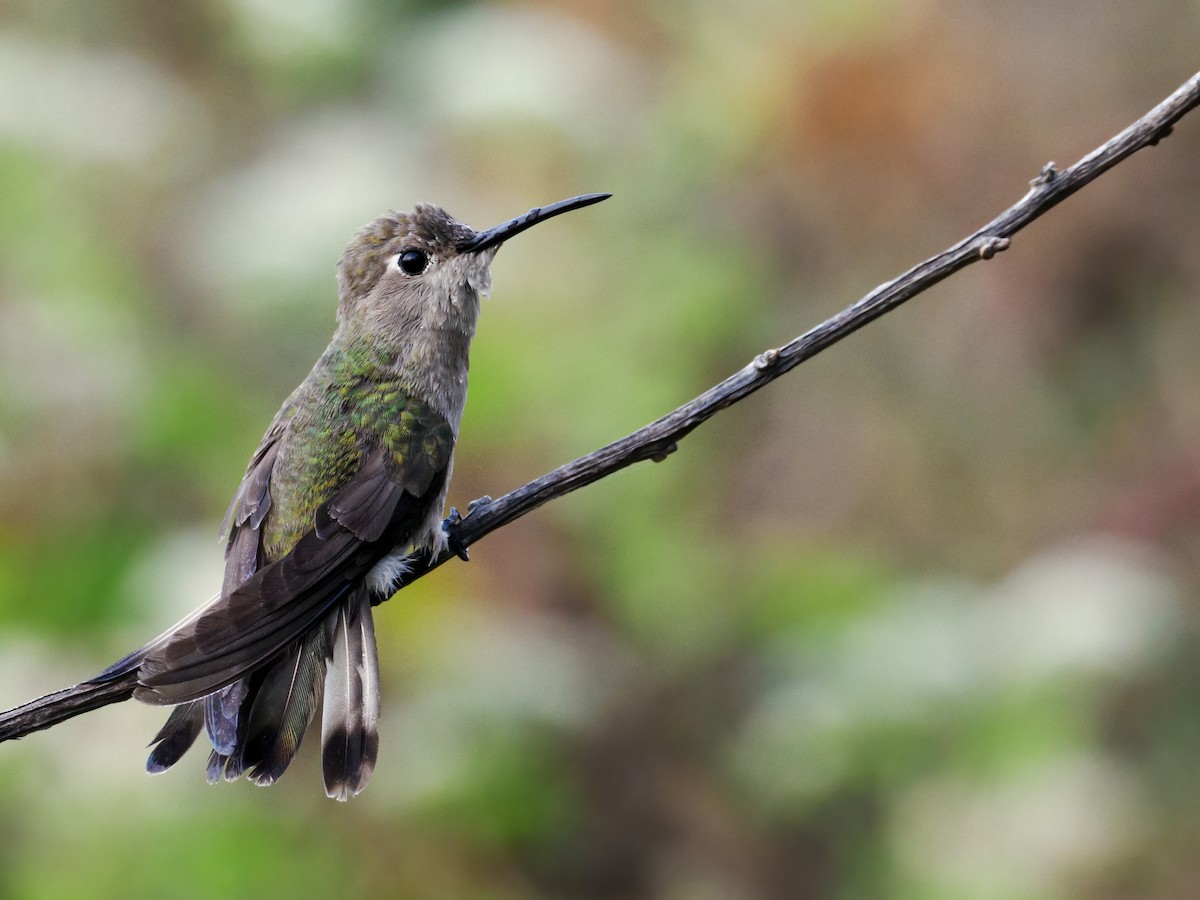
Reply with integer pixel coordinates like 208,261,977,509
403,7,644,144
0,31,202,168
171,110,433,307
891,755,1145,897
729,537,1183,810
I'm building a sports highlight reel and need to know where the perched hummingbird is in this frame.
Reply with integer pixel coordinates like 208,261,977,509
98,192,610,799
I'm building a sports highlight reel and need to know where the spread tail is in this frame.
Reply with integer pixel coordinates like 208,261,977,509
143,590,380,798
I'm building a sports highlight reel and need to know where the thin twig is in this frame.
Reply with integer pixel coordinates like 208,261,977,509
387,71,1200,589
2,70,1198,745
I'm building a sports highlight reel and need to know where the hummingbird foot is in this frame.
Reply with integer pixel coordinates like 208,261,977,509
442,507,470,561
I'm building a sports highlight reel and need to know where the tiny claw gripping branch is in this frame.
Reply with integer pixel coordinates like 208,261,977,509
442,507,470,562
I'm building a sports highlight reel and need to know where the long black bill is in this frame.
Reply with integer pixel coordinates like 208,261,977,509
458,192,611,254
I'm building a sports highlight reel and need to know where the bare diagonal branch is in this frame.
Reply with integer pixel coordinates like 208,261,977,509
2,70,1198,745
386,70,1200,590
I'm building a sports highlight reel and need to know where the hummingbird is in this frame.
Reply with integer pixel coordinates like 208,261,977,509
98,192,610,799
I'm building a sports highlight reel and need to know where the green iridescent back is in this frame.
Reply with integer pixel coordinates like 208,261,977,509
262,340,454,560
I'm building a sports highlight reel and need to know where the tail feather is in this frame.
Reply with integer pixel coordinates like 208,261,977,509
146,701,203,774
206,749,227,784
241,628,331,786
204,678,249,756
205,676,255,783
321,592,380,801
207,746,250,783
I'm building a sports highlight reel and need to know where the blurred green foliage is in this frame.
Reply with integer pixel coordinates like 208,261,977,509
1,1,1200,898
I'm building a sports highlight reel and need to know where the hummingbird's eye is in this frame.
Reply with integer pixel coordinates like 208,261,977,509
397,249,429,276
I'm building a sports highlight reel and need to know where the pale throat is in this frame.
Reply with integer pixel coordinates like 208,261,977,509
400,266,484,428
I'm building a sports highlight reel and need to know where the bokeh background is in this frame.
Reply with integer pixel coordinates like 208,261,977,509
0,2,1198,898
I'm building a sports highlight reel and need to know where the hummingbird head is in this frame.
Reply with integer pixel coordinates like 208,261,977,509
335,193,610,341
